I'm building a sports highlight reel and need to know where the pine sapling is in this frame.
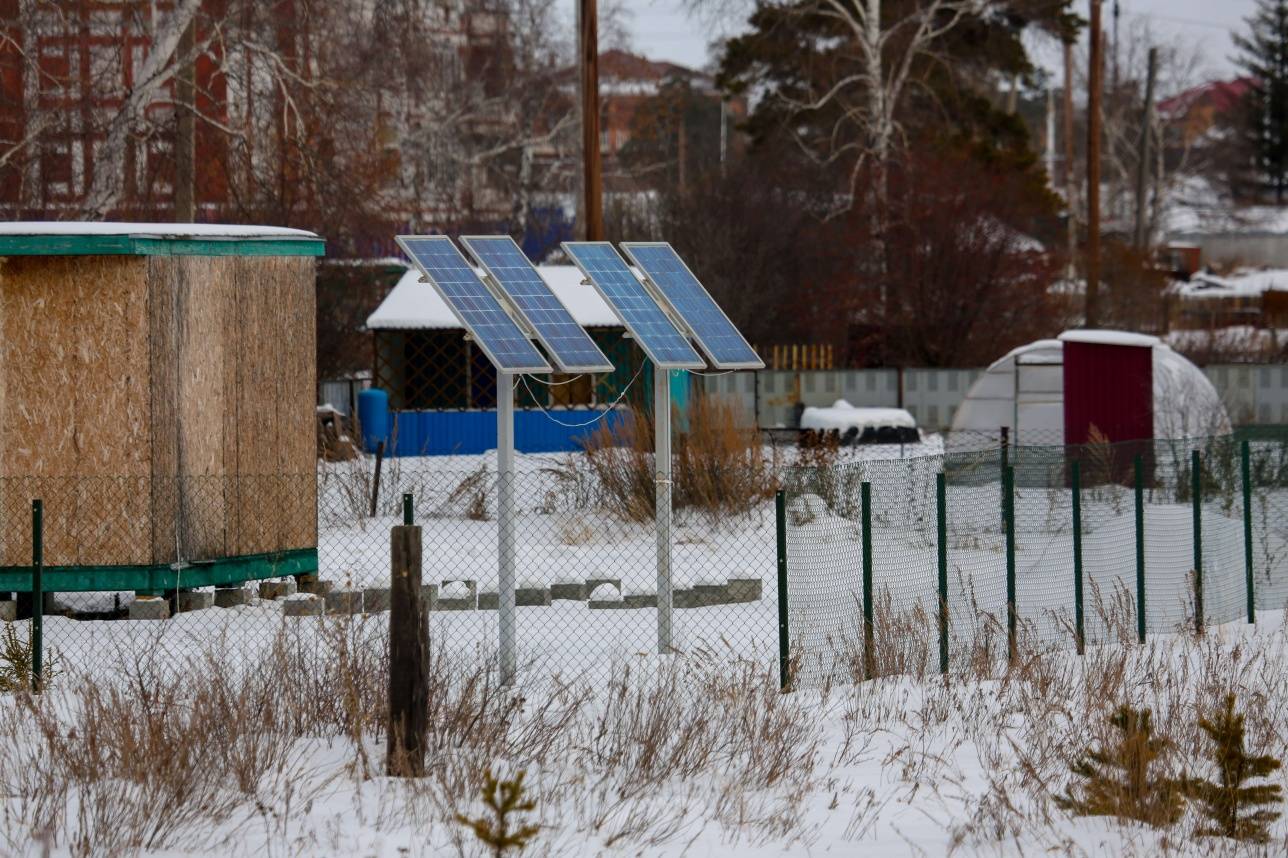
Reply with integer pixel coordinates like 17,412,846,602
1056,705,1184,826
456,767,540,857
1185,694,1283,843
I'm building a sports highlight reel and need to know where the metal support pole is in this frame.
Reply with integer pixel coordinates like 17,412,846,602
861,481,874,681
655,367,673,654
1004,465,1016,664
31,499,42,692
1134,454,1146,643
775,490,790,691
936,473,949,674
497,372,517,685
1072,461,1085,655
1241,440,1255,624
1191,449,1204,635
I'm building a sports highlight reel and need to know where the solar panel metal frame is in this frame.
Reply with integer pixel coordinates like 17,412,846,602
459,235,614,374
395,235,552,374
562,241,706,370
620,241,765,370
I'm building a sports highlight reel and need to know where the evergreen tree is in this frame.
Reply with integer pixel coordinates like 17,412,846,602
1234,0,1288,203
456,768,541,856
1056,705,1185,826
1185,694,1283,843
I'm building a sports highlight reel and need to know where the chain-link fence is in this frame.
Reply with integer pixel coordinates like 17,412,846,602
779,433,1288,689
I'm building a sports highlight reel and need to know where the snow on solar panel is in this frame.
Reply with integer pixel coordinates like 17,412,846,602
562,242,705,370
620,242,764,370
460,236,613,373
395,236,551,373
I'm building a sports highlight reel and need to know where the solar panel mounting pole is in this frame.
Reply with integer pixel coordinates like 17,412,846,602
655,367,673,653
498,370,517,686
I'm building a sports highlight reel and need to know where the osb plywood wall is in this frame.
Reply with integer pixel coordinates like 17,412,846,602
0,253,316,569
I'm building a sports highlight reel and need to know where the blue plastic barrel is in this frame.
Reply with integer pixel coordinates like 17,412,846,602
357,388,390,452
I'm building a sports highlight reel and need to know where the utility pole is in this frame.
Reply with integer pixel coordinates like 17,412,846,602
1134,47,1158,250
579,0,603,241
1086,0,1103,328
174,17,196,222
1064,39,1077,277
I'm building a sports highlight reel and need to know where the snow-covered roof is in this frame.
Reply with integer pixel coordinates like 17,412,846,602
367,265,621,330
1058,330,1160,348
800,401,917,433
1171,269,1288,300
0,221,319,239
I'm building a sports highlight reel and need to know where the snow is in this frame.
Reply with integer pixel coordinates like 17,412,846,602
589,582,622,602
0,221,318,239
1058,329,1160,348
441,580,473,599
1172,268,1288,299
800,400,917,433
367,265,621,330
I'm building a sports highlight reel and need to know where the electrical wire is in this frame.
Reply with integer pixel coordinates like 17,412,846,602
521,373,586,386
520,364,646,428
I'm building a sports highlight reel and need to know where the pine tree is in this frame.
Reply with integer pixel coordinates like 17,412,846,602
1185,694,1283,843
1056,705,1185,826
1234,0,1288,203
456,768,541,857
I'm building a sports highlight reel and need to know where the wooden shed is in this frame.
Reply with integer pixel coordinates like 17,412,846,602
0,223,323,594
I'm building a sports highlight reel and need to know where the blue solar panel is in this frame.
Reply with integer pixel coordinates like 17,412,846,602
460,236,613,373
621,242,764,370
395,236,551,373
562,242,705,370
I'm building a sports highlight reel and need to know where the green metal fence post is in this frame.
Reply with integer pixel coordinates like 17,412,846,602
31,498,43,693
1134,454,1146,644
1241,440,1255,624
936,473,949,674
402,492,414,526
775,490,790,692
1071,460,1085,655
861,481,874,681
1191,449,1204,635
1004,465,1016,665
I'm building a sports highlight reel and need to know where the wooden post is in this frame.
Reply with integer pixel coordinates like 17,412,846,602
387,523,428,777
579,0,603,241
1086,0,1103,327
1063,39,1077,276
174,17,196,222
370,440,385,518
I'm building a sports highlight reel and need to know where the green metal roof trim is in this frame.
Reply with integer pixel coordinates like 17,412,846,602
0,224,324,257
0,547,318,592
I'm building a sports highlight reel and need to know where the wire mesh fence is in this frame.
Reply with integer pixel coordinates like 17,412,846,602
5,428,1288,694
779,433,1288,689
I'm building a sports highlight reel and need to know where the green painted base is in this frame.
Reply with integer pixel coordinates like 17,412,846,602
0,235,324,257
0,548,317,593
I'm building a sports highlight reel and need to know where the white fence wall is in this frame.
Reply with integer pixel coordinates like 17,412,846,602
700,363,1288,431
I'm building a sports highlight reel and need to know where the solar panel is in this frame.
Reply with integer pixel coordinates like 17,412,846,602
620,242,764,370
460,236,614,373
562,242,705,370
395,235,551,374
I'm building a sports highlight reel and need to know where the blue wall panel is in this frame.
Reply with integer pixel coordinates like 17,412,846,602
374,408,631,456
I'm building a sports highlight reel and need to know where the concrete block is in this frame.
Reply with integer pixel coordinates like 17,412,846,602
214,587,251,608
589,598,629,610
0,601,15,622
727,578,762,603
324,589,362,615
674,589,701,609
517,586,552,607
298,578,334,596
259,579,297,601
363,587,391,613
282,596,323,617
176,590,214,613
478,591,499,610
129,597,170,621
694,583,731,606
437,579,476,611
585,578,621,596
420,584,438,613
624,593,657,609
550,582,585,601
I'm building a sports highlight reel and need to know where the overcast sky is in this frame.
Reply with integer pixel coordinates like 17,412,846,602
567,0,1261,84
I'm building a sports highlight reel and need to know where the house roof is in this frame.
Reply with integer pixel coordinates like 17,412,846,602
1158,77,1252,121
0,221,323,256
367,264,622,330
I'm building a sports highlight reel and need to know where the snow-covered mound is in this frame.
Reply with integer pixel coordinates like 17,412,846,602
800,400,917,434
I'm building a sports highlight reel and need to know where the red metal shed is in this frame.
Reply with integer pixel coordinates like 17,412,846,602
1059,331,1158,445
